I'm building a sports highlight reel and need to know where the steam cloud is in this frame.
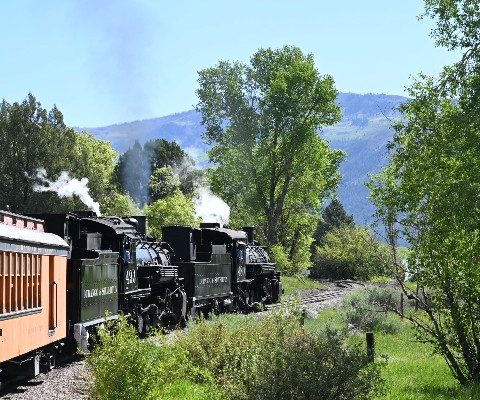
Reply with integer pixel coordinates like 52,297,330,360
32,168,101,215
194,187,230,226
66,0,159,122
172,156,231,225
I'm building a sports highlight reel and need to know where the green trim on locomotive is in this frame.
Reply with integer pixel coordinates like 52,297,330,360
33,213,142,325
79,216,139,295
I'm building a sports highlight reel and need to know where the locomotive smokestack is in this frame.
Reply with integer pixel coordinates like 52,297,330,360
243,226,254,244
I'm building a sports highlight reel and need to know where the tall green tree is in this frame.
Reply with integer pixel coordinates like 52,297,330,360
73,131,137,216
0,93,78,212
116,139,202,205
196,46,344,262
116,140,150,206
313,199,355,247
370,1,480,384
144,139,202,199
146,189,200,239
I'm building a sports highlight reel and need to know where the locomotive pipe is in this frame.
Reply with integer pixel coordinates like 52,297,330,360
243,226,254,244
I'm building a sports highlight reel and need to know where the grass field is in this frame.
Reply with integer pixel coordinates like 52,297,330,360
88,279,480,399
309,305,480,399
373,325,480,399
280,275,326,296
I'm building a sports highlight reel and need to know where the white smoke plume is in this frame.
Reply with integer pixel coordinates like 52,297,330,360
195,187,230,226
32,168,101,215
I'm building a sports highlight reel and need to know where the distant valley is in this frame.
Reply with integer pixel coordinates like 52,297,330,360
78,93,407,226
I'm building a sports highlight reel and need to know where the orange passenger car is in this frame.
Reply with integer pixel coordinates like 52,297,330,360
0,211,69,378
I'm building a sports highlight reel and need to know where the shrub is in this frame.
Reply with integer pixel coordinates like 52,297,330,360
174,309,384,400
87,311,384,400
311,226,390,280
341,287,406,334
86,316,210,400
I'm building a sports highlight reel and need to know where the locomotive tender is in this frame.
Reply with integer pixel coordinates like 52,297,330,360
0,211,282,385
162,222,282,316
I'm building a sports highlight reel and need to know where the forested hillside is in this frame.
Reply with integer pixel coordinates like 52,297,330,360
79,92,407,225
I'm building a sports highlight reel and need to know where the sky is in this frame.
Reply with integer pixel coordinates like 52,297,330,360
0,1,461,128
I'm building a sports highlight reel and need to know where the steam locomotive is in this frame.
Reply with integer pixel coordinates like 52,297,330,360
0,210,282,385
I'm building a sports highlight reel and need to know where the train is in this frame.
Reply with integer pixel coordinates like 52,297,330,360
0,209,282,386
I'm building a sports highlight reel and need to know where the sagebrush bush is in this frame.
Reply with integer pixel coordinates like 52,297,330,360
341,286,407,334
311,226,390,280
174,308,383,400
87,310,384,400
86,316,215,400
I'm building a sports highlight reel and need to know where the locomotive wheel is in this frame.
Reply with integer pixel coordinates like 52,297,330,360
137,315,144,334
212,299,220,316
144,314,151,334
137,314,152,336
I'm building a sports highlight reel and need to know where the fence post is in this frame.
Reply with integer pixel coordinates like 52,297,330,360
400,292,404,318
300,309,306,335
366,331,375,362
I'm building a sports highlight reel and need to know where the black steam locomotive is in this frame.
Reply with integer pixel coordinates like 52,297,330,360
162,222,283,318
33,213,282,351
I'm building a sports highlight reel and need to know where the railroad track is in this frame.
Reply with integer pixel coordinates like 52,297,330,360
265,289,347,310
264,280,365,311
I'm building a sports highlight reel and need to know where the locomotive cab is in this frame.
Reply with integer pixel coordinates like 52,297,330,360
243,226,282,304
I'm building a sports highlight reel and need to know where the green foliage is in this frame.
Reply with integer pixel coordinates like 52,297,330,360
312,226,389,280
0,93,77,212
146,189,200,239
423,0,480,51
272,230,315,275
116,138,201,206
72,130,122,215
196,45,345,263
278,211,317,271
341,287,406,334
313,199,355,247
144,138,202,200
174,310,383,400
101,192,143,216
368,2,480,384
87,311,383,400
0,93,125,214
86,317,196,400
310,308,480,399
373,320,480,400
149,166,182,201
152,380,222,400
270,244,293,275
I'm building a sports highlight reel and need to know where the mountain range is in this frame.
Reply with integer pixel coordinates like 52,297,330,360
78,92,408,226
